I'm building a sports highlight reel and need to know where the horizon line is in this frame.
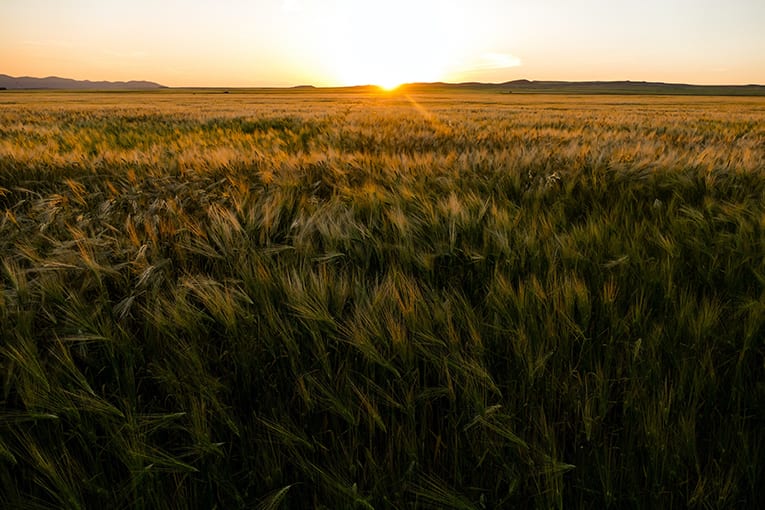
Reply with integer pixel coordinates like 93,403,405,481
2,74,765,90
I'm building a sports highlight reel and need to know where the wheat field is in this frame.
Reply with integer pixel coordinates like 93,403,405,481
1,90,764,508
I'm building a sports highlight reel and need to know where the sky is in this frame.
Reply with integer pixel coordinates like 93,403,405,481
2,0,764,88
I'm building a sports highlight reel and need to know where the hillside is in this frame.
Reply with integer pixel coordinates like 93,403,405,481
398,79,765,96
0,74,166,90
3,75,764,95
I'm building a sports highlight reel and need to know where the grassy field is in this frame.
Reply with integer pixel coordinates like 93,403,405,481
1,90,764,508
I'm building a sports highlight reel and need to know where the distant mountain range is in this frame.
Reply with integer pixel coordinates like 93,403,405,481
2,74,763,96
0,74,166,90
396,80,765,96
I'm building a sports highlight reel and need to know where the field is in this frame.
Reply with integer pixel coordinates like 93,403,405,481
1,90,764,508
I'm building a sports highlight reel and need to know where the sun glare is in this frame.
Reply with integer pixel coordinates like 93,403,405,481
329,37,446,89
378,81,401,91
322,0,463,88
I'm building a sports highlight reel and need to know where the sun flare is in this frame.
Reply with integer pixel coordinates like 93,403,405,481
330,36,448,89
377,80,402,91
322,0,464,88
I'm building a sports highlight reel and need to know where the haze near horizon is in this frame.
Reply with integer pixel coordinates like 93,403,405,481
3,0,764,88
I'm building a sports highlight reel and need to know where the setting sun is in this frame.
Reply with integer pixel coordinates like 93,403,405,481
377,80,402,91
320,0,465,88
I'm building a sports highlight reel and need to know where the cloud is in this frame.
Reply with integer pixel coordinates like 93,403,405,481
477,52,522,69
446,52,523,82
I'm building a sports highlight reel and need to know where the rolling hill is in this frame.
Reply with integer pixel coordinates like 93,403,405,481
0,74,166,90
398,79,765,96
2,74,763,96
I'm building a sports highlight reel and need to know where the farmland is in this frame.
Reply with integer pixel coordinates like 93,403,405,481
1,90,764,508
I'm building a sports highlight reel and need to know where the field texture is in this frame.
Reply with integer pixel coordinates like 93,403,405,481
1,91,765,508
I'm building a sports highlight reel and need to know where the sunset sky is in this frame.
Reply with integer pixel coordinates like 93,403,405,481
3,0,764,88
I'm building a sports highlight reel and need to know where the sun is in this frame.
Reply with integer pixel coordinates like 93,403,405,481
321,1,464,88
331,40,445,89
377,80,403,91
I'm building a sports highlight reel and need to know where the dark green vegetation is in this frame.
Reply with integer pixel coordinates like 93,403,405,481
1,92,764,508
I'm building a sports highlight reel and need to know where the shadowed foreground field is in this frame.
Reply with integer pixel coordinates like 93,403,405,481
1,90,764,508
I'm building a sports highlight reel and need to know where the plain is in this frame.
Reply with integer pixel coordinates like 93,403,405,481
1,90,764,508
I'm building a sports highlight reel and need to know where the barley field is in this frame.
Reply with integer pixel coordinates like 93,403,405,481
1,90,764,508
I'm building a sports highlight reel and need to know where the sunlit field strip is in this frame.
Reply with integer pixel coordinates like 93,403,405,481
1,90,764,508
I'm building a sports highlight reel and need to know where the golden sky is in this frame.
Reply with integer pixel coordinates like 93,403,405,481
3,0,764,87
